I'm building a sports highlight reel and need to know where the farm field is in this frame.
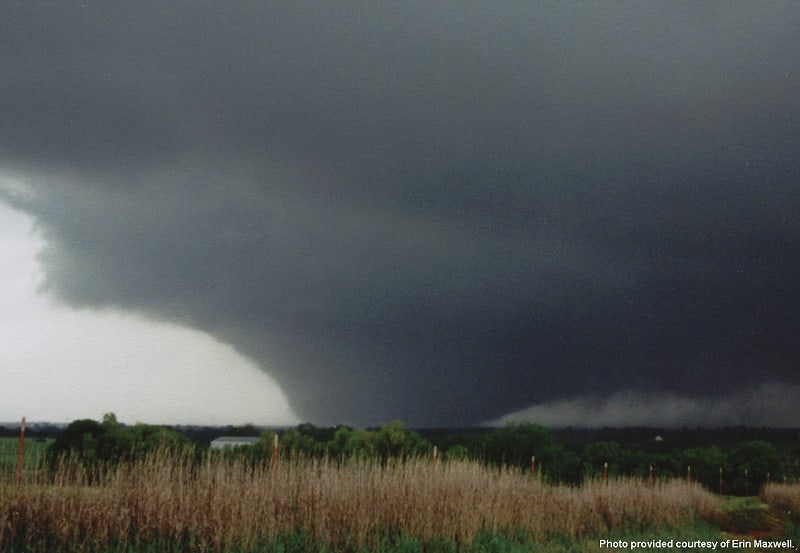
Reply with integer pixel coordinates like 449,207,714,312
2,448,798,553
0,436,51,484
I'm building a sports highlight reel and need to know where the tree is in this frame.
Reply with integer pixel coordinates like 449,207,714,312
546,445,583,483
46,415,190,468
674,446,727,490
46,418,105,467
223,423,260,437
327,425,353,458
276,428,306,457
728,441,781,495
582,442,625,479
101,412,119,430
375,420,429,461
121,424,190,460
343,429,379,458
484,423,554,469
445,444,470,461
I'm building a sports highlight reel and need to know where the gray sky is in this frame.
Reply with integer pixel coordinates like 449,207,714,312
1,3,799,427
0,200,299,426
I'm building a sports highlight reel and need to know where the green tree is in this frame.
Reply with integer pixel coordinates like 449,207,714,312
344,428,379,458
545,445,583,483
223,423,260,437
327,425,354,458
47,415,190,468
375,421,429,461
728,441,781,495
582,442,625,479
278,428,315,458
484,423,554,469
124,424,189,458
673,446,727,491
101,412,119,430
445,444,470,461
296,422,337,443
46,418,105,467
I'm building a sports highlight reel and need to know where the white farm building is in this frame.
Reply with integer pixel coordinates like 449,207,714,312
210,436,260,449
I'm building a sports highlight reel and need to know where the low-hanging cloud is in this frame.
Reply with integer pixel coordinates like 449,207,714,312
1,3,799,426
491,383,800,428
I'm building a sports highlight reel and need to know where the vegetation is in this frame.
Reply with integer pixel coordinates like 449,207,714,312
238,422,796,493
5,415,794,492
2,416,798,551
762,482,800,519
1,447,717,553
44,413,191,469
0,437,51,484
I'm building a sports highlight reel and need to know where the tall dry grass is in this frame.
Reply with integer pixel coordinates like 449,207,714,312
762,482,800,517
0,449,717,552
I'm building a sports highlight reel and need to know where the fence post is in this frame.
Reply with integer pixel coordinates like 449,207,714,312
16,417,26,487
744,469,748,496
687,465,691,483
432,445,438,472
530,456,535,480
603,461,608,483
719,467,723,495
649,464,654,488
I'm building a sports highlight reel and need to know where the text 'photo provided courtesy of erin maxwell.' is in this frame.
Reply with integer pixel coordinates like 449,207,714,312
599,538,797,550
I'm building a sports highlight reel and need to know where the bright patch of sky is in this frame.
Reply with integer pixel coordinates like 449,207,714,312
0,195,300,427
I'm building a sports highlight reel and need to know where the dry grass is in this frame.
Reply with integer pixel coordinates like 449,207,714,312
0,449,717,552
762,482,800,518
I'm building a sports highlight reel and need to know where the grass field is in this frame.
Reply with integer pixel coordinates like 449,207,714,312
0,436,51,484
0,448,715,552
1,447,797,552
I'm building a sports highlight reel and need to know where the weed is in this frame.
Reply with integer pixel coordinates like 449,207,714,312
0,450,718,553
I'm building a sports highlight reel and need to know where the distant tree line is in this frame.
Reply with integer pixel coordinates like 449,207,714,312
44,413,194,480
45,415,799,495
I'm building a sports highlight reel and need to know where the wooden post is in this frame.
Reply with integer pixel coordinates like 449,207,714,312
648,464,654,487
603,461,608,483
16,417,26,487
719,467,723,495
432,446,438,471
530,456,535,480
271,433,279,482
687,465,691,483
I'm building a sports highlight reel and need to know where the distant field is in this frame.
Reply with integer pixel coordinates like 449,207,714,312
0,436,51,483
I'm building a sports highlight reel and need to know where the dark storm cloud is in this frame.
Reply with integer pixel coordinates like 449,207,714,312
2,3,799,426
